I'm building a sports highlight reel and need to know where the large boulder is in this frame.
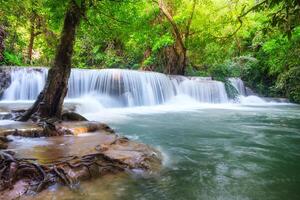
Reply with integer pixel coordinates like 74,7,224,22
61,111,88,121
0,128,162,198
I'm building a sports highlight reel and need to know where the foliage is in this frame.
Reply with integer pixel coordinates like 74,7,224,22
0,0,300,102
208,64,232,82
276,67,300,103
1,51,24,65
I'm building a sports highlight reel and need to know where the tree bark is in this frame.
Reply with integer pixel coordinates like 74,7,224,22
28,20,35,64
0,26,5,63
158,0,186,75
27,12,45,64
157,0,196,75
19,0,85,121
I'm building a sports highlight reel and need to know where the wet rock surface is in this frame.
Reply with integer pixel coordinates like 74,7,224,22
0,120,162,199
0,68,11,98
0,121,44,138
61,111,88,121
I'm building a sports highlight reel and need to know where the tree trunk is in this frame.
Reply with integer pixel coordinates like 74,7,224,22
163,45,186,75
19,1,85,121
156,0,197,75
27,16,42,64
0,26,5,63
141,47,154,71
28,21,35,64
158,0,187,75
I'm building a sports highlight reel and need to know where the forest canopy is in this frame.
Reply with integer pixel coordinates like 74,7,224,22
0,0,300,102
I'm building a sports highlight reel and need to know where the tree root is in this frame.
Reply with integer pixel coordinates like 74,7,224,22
0,150,128,195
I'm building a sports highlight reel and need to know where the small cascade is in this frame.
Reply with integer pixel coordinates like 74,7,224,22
177,80,228,103
0,67,244,106
228,78,246,96
2,68,47,100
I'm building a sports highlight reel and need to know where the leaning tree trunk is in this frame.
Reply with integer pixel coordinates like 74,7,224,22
19,1,85,121
157,0,187,75
0,26,5,63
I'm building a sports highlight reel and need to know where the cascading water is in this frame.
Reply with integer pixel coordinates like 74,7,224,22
0,67,248,106
229,77,246,96
67,69,176,106
2,68,47,100
176,79,228,103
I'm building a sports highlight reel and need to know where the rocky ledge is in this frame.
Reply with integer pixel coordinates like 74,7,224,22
0,68,11,98
0,117,162,199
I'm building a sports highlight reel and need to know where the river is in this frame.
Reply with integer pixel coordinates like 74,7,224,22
2,99,300,200
0,68,299,199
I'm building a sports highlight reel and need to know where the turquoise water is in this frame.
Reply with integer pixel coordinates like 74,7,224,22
98,104,300,200
2,103,300,200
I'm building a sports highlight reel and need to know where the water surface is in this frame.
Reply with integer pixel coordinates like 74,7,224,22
99,104,300,200
1,101,300,200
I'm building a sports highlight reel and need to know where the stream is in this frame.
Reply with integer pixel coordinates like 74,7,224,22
0,68,299,199
1,100,300,200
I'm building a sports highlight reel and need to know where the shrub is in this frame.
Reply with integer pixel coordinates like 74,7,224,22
276,67,300,103
1,51,24,66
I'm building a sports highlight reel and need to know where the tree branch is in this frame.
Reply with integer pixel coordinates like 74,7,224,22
185,0,196,47
215,0,268,39
156,0,185,51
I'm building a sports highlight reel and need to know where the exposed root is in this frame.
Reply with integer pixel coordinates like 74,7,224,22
0,150,128,195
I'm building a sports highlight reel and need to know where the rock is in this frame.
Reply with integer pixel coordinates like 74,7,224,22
0,121,44,137
0,136,11,143
0,140,8,149
61,111,88,121
245,87,256,96
0,112,13,120
0,180,28,199
0,120,115,137
100,137,162,171
0,131,162,198
0,68,11,98
0,135,10,149
0,118,162,198
55,121,115,135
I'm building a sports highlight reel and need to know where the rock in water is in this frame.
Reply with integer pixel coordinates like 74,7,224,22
0,68,11,98
0,120,162,198
61,111,88,121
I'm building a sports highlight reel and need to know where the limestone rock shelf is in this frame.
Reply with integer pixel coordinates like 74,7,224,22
0,120,162,199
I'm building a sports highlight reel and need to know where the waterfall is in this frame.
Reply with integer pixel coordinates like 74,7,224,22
2,68,47,100
177,80,228,103
0,67,239,106
67,69,176,106
228,77,246,96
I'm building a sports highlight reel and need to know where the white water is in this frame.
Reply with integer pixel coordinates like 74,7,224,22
1,68,236,106
2,68,47,100
0,67,273,110
229,77,246,96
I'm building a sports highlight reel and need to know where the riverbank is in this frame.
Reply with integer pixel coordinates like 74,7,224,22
0,115,162,199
